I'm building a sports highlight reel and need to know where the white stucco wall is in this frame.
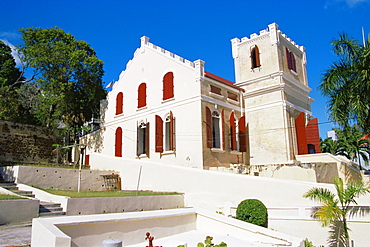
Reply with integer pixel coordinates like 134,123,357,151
84,37,205,169
89,153,370,246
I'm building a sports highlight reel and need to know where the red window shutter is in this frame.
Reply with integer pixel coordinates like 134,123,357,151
227,92,238,101
230,112,236,151
221,109,225,150
170,111,175,151
138,83,146,108
210,85,222,95
163,72,174,100
145,122,150,157
255,45,261,67
239,116,247,152
116,92,123,115
205,107,212,148
295,112,308,154
155,115,163,153
85,154,90,166
115,127,122,157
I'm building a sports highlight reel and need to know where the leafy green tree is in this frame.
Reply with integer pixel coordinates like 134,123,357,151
303,177,370,246
0,40,22,88
0,40,35,122
320,33,370,133
320,137,346,155
321,126,370,169
17,27,106,135
336,126,369,169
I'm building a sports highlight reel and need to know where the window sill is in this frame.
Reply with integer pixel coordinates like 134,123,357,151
162,97,175,104
226,98,239,105
160,150,176,157
137,106,148,111
136,154,148,159
209,92,224,99
211,148,225,153
230,150,242,155
290,69,298,76
251,66,262,72
114,113,124,118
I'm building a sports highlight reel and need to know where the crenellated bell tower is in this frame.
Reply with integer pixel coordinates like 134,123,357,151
231,23,317,165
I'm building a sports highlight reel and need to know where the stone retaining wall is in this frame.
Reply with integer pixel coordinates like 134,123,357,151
0,120,61,165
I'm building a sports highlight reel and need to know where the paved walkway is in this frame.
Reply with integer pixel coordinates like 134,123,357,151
0,221,32,247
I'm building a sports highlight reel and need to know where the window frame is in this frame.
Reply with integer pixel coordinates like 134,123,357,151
251,45,261,69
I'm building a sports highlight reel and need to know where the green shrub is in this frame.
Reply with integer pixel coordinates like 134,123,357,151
236,199,268,227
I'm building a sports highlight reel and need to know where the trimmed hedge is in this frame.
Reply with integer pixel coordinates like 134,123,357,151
236,199,268,227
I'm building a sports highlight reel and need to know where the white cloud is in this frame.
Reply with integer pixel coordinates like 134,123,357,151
325,0,370,8
0,31,21,41
0,39,22,67
346,0,369,6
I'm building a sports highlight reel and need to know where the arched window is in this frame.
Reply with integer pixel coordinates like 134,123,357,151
205,107,224,149
115,127,122,157
286,48,297,72
165,111,175,151
137,121,149,156
138,83,147,108
115,92,123,115
155,112,176,153
163,72,174,101
251,45,261,69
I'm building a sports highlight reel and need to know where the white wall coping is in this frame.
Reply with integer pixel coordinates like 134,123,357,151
32,208,304,247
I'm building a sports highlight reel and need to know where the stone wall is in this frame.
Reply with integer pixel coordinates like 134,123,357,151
0,120,61,165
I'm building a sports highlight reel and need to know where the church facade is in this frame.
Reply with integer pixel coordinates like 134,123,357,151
83,23,320,171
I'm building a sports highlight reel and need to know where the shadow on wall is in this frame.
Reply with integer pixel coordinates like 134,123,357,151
315,163,338,184
81,99,108,153
0,166,15,182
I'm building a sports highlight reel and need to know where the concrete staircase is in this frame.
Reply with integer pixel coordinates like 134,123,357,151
0,182,65,217
39,202,65,217
0,182,35,198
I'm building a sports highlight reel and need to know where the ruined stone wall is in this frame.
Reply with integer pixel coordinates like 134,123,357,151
0,120,61,165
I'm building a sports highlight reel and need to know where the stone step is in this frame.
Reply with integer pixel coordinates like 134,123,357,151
13,190,35,198
0,182,17,190
39,202,66,217
39,211,66,217
39,203,63,213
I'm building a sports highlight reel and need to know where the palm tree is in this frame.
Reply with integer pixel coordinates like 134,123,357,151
336,126,370,170
303,177,370,246
320,137,347,156
320,33,370,133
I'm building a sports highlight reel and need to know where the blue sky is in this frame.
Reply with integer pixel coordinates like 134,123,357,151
1,0,369,138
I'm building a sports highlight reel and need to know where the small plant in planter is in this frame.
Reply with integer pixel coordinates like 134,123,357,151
236,199,268,227
197,236,227,247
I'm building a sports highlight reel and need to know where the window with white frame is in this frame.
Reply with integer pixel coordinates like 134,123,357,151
137,121,149,156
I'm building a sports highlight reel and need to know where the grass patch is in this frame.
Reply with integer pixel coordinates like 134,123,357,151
0,194,23,200
42,189,180,198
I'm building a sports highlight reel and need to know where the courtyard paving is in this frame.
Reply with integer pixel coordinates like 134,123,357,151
0,220,32,247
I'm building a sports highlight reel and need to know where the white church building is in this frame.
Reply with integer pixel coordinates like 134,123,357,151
83,23,327,178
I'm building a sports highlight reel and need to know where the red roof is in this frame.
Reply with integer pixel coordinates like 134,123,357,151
204,71,244,92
